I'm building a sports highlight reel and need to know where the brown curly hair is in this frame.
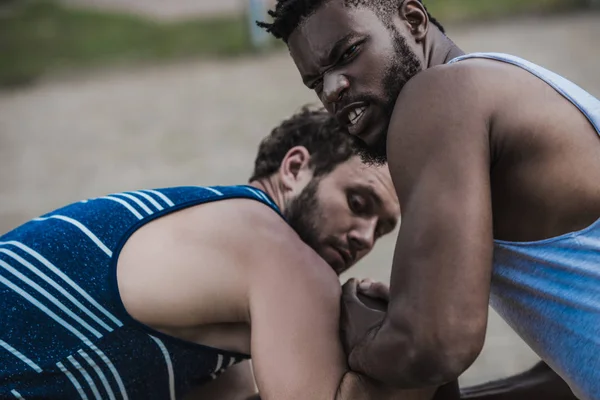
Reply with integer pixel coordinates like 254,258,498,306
249,106,358,182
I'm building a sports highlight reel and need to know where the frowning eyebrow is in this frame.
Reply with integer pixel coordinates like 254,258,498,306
325,33,357,64
301,33,358,86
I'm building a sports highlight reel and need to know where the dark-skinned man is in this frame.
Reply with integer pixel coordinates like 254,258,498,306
259,0,599,398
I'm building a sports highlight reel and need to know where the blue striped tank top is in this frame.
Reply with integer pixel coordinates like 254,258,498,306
448,53,600,400
0,185,282,400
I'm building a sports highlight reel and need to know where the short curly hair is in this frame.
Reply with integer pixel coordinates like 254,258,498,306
249,106,358,182
257,0,445,43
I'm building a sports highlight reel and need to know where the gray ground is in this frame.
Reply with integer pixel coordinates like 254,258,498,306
1,12,599,387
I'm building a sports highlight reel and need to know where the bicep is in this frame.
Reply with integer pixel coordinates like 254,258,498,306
387,67,494,348
247,238,348,400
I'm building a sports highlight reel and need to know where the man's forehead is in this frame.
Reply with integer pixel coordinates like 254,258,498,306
334,157,399,210
288,1,380,68
299,1,352,37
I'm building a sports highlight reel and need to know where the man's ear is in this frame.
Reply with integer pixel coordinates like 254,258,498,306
397,0,429,42
279,146,313,191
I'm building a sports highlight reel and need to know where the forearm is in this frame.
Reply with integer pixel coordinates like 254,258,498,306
460,362,576,400
342,284,472,388
348,316,463,389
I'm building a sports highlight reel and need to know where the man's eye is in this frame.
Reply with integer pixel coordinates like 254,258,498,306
341,44,359,61
348,194,365,213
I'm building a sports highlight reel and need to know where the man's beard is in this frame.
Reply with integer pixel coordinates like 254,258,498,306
284,179,322,253
355,29,423,165
284,178,350,273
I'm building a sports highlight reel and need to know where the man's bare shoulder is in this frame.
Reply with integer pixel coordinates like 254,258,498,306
192,197,288,232
396,60,502,112
386,61,495,193
183,197,292,244
183,197,340,283
176,197,290,249
388,60,498,152
201,198,343,328
119,196,340,329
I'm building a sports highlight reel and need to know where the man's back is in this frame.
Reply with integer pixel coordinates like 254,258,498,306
389,51,600,244
387,52,600,398
444,53,600,399
260,0,600,395
336,48,600,396
0,185,279,399
446,54,600,242
116,194,295,356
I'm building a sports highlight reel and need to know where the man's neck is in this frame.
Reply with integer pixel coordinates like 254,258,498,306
425,30,464,68
248,178,287,213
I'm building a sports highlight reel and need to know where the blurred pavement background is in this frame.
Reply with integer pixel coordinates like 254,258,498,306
1,0,599,387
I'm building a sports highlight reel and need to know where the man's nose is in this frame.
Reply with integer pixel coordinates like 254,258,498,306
348,220,377,253
322,72,349,110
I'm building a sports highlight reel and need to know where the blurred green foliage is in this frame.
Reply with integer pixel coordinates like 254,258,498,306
0,0,591,87
0,1,256,86
425,0,590,22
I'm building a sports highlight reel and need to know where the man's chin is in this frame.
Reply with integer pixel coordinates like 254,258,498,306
351,135,387,166
319,250,346,275
358,147,387,166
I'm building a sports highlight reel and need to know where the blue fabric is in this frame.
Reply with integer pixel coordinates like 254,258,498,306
0,185,282,400
449,53,600,400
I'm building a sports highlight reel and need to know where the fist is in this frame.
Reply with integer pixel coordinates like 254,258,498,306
356,278,389,311
357,292,388,312
339,278,390,356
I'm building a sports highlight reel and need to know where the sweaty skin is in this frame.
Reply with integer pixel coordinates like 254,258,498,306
286,0,600,390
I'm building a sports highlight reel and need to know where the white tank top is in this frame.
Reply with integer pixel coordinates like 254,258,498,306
448,53,600,400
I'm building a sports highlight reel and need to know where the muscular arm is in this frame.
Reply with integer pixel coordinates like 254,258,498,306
346,65,495,387
237,201,439,400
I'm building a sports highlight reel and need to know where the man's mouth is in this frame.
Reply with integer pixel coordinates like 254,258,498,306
336,102,370,138
348,106,366,126
334,245,354,269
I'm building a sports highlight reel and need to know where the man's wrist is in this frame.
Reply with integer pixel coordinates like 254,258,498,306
347,320,384,376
